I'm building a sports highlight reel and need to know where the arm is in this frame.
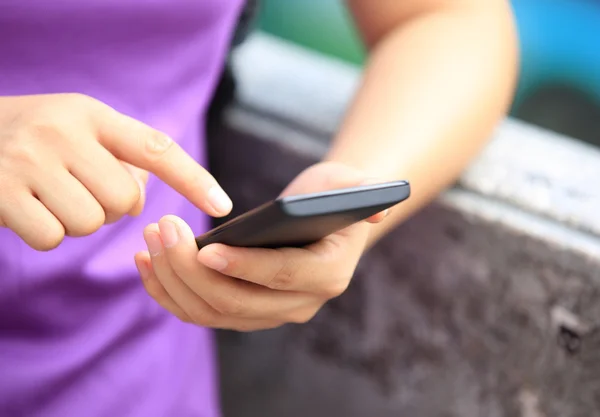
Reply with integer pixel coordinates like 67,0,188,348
326,0,518,247
141,0,519,331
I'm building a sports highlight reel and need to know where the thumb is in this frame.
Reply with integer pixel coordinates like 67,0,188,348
122,163,149,217
280,162,366,197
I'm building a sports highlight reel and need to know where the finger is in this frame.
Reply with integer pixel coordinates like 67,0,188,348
134,251,192,323
67,141,142,223
144,222,284,327
31,169,106,237
144,223,226,324
220,319,284,333
366,208,389,224
121,163,148,217
198,243,350,298
282,165,388,224
137,249,278,330
95,107,232,217
360,178,392,224
157,216,314,320
0,190,65,251
280,162,366,197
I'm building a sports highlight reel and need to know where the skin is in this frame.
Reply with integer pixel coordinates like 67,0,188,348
0,94,232,250
0,0,518,332
135,0,519,331
334,0,518,246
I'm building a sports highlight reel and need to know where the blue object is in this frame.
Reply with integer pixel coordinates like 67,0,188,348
511,0,600,111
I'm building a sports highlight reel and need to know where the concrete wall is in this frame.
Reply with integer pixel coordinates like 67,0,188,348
211,34,600,417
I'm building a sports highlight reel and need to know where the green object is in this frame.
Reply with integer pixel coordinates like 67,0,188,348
257,0,366,65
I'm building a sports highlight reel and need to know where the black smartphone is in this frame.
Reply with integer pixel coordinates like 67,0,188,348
195,180,410,249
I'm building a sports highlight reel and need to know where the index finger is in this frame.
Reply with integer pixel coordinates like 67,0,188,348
96,107,232,217
197,242,354,298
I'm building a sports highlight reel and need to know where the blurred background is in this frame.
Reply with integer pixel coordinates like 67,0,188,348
256,0,600,148
214,2,600,416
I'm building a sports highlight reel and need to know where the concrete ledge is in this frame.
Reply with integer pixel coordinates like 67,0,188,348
231,33,600,237
226,103,600,265
212,33,600,417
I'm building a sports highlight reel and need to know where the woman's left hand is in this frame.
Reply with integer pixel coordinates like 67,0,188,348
135,162,387,331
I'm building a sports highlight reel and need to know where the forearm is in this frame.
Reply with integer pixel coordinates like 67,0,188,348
325,1,518,247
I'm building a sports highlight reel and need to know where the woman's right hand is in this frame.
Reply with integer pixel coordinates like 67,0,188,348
0,94,232,251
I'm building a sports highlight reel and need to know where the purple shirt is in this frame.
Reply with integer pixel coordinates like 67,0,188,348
0,1,244,415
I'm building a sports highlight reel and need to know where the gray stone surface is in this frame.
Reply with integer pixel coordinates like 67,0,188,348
232,33,600,237
209,33,600,417
465,123,600,237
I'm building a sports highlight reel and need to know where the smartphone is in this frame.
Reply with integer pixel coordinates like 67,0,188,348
195,180,410,249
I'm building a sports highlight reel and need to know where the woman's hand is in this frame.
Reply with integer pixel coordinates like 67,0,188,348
0,94,231,251
136,162,387,331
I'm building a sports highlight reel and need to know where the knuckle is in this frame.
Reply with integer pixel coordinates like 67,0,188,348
60,94,107,124
141,129,173,160
220,256,241,277
212,294,246,317
32,226,65,251
2,132,44,169
1,124,68,173
267,258,299,290
61,93,101,113
319,236,345,259
321,276,351,299
65,205,105,237
104,181,140,215
64,92,93,104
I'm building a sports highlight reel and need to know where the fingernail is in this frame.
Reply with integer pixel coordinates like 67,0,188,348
159,220,179,248
382,209,390,218
136,259,150,281
208,186,232,215
145,232,163,256
201,250,228,271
